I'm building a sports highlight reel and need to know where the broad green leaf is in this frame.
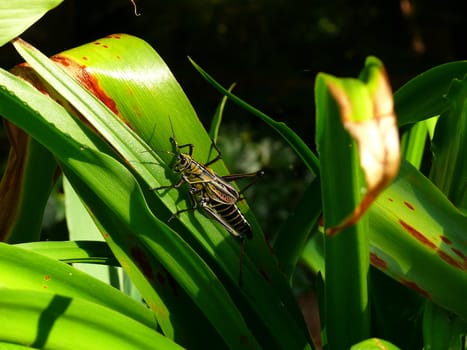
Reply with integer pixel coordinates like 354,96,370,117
0,289,181,350
370,161,467,320
0,0,62,46
0,243,155,328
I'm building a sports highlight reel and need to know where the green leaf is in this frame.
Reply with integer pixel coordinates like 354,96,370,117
394,61,467,126
0,243,155,328
315,68,372,348
429,77,467,211
400,119,430,169
350,338,400,350
423,301,467,350
0,0,63,46
209,82,237,142
16,240,119,265
370,161,467,320
64,176,120,286
0,289,182,350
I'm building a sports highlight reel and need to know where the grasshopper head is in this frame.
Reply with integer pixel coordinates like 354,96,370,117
173,153,192,173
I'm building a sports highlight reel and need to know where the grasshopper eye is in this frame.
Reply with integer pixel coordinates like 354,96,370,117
178,155,187,165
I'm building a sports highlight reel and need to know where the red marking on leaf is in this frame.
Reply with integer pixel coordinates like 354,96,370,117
79,70,118,114
437,250,464,269
52,55,71,67
44,275,51,281
52,55,119,115
102,45,109,49
370,252,388,269
439,235,452,244
451,248,467,267
319,215,325,227
94,42,101,45
399,219,436,249
403,201,415,210
130,246,155,282
400,278,430,298
106,34,122,39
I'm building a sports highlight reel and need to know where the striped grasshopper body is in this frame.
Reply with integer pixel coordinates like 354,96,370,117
189,182,252,240
157,137,260,241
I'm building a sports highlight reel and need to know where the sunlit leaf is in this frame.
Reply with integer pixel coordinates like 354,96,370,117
0,0,62,46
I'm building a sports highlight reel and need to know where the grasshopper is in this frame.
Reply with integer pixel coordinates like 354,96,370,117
157,135,262,241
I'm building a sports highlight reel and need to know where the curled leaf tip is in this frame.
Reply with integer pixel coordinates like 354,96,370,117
327,64,400,235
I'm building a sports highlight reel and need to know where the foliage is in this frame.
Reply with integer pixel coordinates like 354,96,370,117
0,2,466,350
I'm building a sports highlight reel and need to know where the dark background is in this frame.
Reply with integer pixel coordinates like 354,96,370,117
1,0,465,236
2,0,466,137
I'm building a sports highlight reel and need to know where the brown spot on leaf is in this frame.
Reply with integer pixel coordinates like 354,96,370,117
399,219,436,249
400,278,430,298
106,34,122,39
437,250,464,269
403,201,415,210
451,248,467,267
439,235,452,245
370,252,388,269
